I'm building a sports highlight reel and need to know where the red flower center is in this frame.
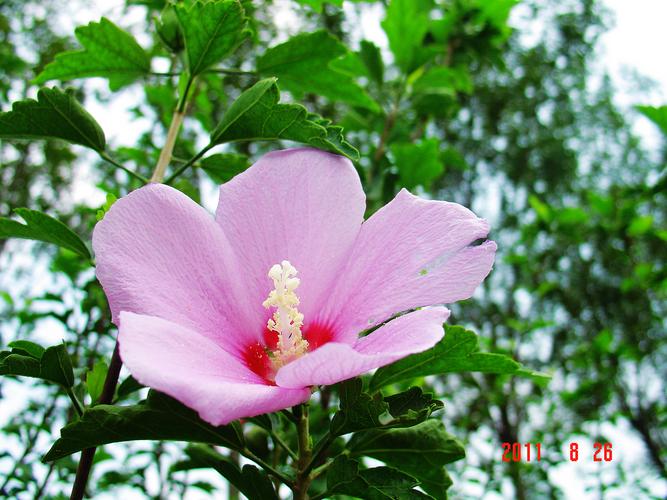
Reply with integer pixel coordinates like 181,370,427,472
242,323,334,383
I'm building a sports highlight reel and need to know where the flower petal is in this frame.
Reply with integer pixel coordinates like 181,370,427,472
93,183,257,353
215,148,365,333
119,312,311,425
318,189,496,343
274,307,449,388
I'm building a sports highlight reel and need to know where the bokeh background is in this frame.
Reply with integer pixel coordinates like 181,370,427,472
0,0,665,498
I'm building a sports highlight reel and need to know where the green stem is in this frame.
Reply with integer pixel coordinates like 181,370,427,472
302,432,335,480
240,448,294,487
150,75,195,183
294,404,312,500
310,458,336,480
269,429,298,462
163,146,210,185
65,386,84,417
281,408,299,424
206,68,257,76
99,152,148,183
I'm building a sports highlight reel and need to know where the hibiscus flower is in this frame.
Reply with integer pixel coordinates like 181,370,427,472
93,148,496,425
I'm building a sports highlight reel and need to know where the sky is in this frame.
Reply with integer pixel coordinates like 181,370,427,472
2,1,667,499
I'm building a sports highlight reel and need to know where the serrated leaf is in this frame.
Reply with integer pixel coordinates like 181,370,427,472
43,390,245,461
636,105,667,136
86,360,108,403
199,153,249,184
370,325,520,391
391,138,444,189
173,444,279,500
34,18,150,90
0,88,105,152
331,378,389,436
382,0,433,72
257,30,378,111
349,419,463,498
40,344,75,387
0,208,91,260
208,78,358,159
175,0,248,76
327,456,432,499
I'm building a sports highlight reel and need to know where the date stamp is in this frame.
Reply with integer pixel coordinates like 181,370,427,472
501,442,613,462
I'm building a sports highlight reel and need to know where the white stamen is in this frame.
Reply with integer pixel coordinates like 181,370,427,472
263,260,308,368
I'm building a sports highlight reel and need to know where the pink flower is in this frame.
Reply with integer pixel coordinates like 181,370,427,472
93,148,496,425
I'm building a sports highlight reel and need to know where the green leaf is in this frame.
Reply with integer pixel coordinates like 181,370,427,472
173,444,279,500
327,456,432,499
0,208,91,260
34,18,151,90
257,31,379,111
529,195,551,223
43,390,245,461
556,207,588,226
175,0,248,76
349,419,464,498
0,353,41,379
40,344,75,388
86,360,108,403
115,375,145,401
412,66,473,96
292,0,343,11
627,215,653,237
382,0,432,72
1,343,74,387
636,105,667,136
359,40,384,85
208,78,358,159
331,378,389,436
391,138,444,189
0,88,105,152
370,325,520,391
7,340,45,359
384,387,444,427
199,153,249,184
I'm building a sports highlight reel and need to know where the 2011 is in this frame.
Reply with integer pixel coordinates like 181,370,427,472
502,442,542,462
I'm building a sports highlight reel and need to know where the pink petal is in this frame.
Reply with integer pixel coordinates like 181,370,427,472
215,148,365,333
274,307,449,388
119,312,310,425
93,184,257,353
317,189,496,343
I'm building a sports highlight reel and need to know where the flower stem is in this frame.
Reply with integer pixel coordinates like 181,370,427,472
293,404,312,500
150,109,185,183
69,343,122,500
150,75,195,183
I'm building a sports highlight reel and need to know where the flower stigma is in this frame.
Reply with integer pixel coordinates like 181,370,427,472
263,260,309,370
